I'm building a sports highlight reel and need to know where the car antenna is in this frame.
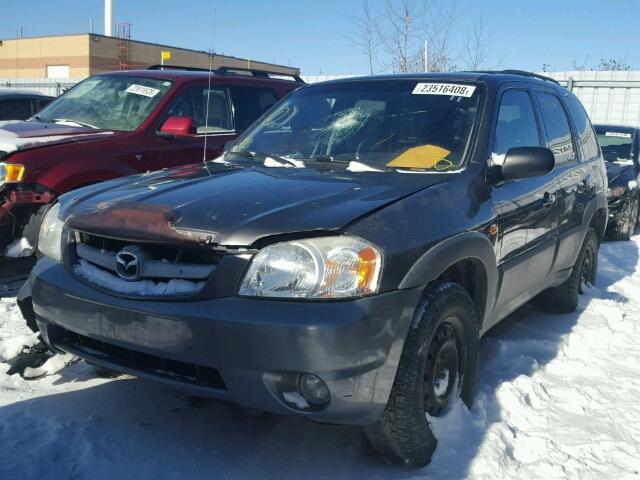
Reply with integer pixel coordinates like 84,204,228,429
202,8,217,165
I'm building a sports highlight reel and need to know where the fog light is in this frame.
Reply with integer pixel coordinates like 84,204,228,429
298,373,330,406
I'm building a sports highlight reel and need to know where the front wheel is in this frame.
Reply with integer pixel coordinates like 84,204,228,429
365,282,479,466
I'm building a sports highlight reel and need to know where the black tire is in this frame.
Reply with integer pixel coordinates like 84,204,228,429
365,282,479,466
608,197,638,241
534,228,598,314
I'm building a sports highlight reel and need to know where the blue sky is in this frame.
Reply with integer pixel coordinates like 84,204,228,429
2,0,639,74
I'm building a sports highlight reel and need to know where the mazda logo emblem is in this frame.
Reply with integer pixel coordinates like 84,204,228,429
115,247,143,281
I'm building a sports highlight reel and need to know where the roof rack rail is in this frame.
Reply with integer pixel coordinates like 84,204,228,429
214,66,304,83
147,64,304,83
474,69,560,86
147,64,210,72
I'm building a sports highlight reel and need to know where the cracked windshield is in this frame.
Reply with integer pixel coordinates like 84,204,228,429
231,80,481,171
33,75,173,131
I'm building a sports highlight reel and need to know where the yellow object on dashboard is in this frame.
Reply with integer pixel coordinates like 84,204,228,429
386,145,451,169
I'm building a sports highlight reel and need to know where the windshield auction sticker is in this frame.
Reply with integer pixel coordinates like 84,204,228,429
412,83,476,97
605,131,632,138
125,84,160,97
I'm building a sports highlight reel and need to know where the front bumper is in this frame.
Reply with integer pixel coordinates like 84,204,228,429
30,258,422,425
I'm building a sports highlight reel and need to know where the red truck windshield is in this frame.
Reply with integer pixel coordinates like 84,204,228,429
34,75,173,131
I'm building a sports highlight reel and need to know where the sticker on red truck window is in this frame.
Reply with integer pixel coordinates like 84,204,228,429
412,83,476,97
125,84,160,97
605,131,632,138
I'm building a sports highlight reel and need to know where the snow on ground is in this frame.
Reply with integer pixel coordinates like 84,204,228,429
1,237,640,479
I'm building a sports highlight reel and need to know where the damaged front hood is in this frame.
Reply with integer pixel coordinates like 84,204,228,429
60,163,443,247
0,120,115,155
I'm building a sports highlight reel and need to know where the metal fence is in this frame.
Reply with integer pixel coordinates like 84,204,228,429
0,78,82,97
547,71,640,127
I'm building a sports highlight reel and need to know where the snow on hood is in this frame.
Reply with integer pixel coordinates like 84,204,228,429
0,120,114,155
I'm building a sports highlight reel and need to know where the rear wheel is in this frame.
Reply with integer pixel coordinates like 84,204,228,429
608,196,638,241
365,282,479,466
534,228,598,314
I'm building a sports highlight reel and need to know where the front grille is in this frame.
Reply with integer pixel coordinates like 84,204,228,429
56,326,227,391
78,232,224,266
71,232,223,297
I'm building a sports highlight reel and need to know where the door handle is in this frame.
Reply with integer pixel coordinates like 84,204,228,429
542,192,556,208
135,154,144,161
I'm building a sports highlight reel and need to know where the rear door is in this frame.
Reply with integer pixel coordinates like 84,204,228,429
553,92,602,271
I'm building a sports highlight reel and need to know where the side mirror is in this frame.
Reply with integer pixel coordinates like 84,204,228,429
158,116,194,138
501,147,555,181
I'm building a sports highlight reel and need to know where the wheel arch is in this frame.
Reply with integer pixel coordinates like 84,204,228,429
399,231,497,330
582,192,608,244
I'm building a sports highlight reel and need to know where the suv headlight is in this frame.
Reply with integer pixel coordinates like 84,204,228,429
0,163,25,186
239,236,382,299
38,203,64,263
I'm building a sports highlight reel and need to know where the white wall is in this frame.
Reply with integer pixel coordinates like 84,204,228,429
545,71,640,127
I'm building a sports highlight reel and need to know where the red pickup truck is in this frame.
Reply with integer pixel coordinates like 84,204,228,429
0,66,302,258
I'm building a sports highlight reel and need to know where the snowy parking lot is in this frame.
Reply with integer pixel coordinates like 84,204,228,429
1,236,639,480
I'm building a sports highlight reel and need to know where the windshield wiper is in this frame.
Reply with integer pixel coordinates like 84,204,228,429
52,118,100,129
307,156,392,172
228,150,301,168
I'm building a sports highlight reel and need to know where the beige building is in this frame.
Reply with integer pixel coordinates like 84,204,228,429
0,33,299,79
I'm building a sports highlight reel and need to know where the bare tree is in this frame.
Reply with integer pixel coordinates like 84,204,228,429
462,15,494,70
422,1,460,72
596,58,632,71
349,0,496,74
376,0,425,73
348,0,379,75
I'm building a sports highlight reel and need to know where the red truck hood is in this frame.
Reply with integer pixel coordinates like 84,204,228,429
0,120,116,154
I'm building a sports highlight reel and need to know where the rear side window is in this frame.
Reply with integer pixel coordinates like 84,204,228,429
231,86,279,131
564,93,600,161
536,93,576,164
34,98,52,113
0,99,32,120
492,90,541,163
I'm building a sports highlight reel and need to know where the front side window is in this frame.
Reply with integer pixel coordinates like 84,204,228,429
167,86,234,134
34,76,173,131
536,93,576,164
231,80,482,172
492,90,540,163
595,126,635,163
